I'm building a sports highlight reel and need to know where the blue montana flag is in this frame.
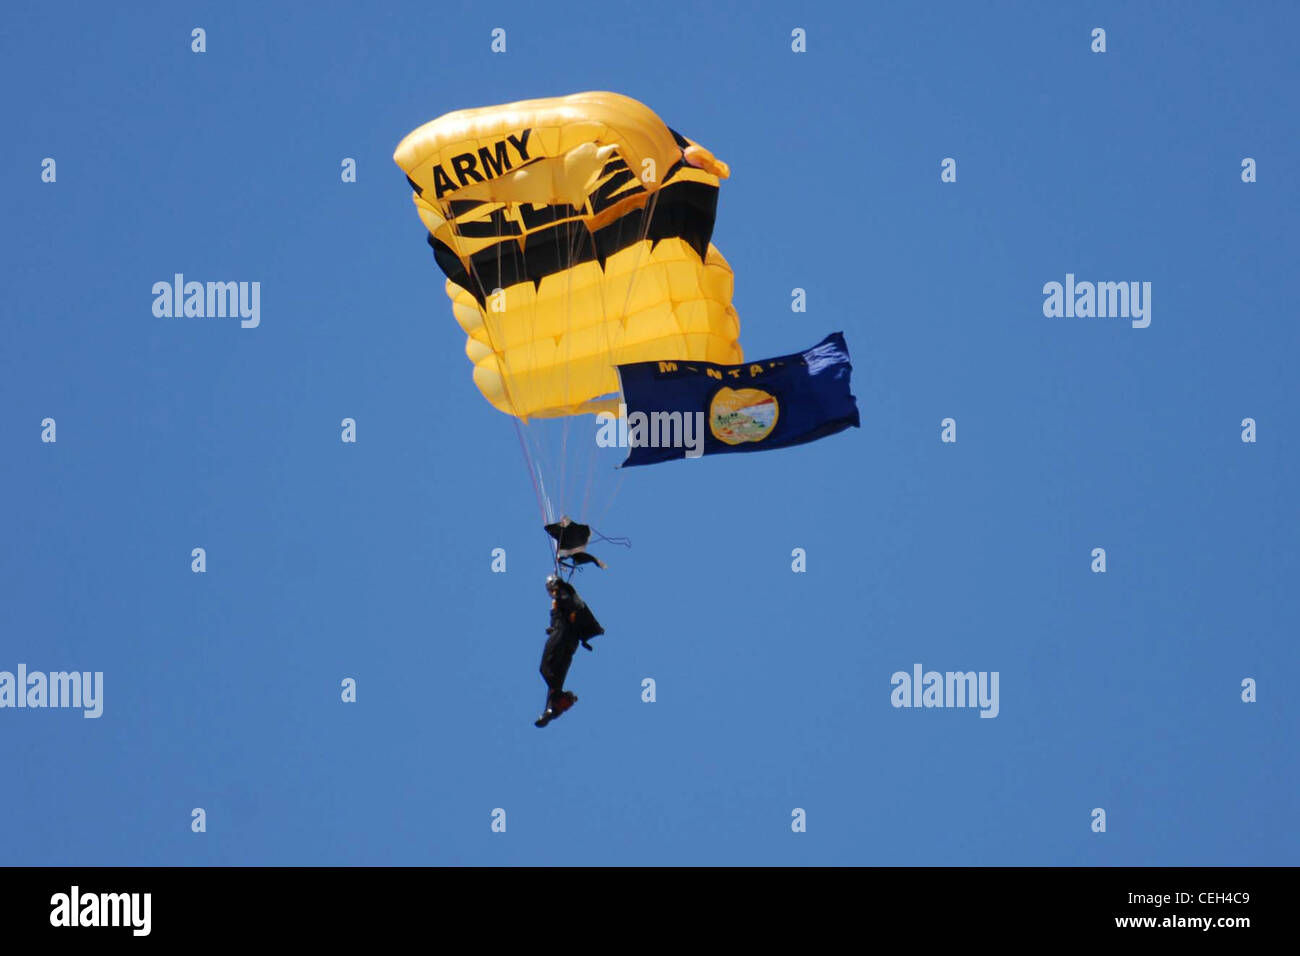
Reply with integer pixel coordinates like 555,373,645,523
612,332,860,467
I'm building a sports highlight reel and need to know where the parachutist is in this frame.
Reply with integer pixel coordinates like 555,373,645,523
535,574,604,728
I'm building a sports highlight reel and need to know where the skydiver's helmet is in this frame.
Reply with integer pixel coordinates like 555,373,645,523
545,574,561,594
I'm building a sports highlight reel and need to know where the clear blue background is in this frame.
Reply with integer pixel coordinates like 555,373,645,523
2,1,1296,865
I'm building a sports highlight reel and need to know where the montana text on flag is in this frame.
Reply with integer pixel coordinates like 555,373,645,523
612,332,860,467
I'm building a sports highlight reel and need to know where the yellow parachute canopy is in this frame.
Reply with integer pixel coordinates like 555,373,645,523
394,92,742,420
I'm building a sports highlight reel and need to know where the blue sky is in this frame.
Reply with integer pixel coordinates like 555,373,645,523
2,1,1296,865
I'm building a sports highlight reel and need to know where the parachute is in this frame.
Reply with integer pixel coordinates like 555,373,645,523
397,93,859,573
395,93,743,564
394,92,742,422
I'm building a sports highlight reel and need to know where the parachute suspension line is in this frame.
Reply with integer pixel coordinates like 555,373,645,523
556,217,581,523
510,208,565,572
565,211,598,519
445,198,555,571
588,185,662,523
568,213,596,520
592,529,632,549
597,453,629,526
556,210,594,523
521,214,567,526
504,201,572,575
511,418,549,523
571,223,593,521
579,407,599,520
577,209,608,521
586,187,642,518
514,417,559,572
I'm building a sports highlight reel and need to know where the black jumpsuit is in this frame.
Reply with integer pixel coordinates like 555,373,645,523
540,581,604,710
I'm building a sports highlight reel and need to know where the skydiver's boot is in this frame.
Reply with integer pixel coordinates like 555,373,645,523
535,690,562,727
535,691,576,728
